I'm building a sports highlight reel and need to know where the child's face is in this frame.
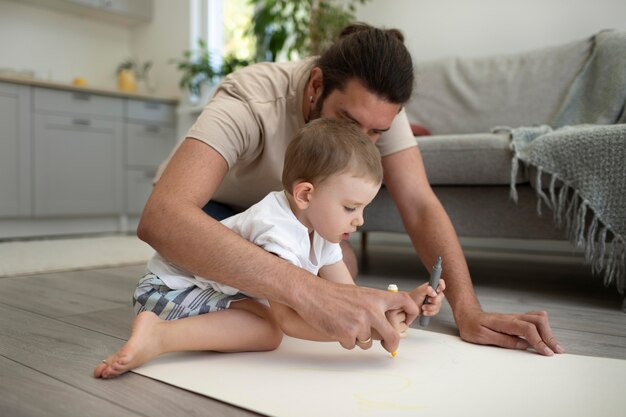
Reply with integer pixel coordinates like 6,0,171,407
305,173,380,243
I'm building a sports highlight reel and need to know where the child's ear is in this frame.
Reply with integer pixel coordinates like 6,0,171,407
292,182,314,209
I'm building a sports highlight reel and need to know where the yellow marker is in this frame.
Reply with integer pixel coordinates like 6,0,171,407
387,284,398,357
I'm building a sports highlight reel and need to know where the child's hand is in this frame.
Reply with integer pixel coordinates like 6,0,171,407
386,308,408,338
410,279,446,317
371,306,409,341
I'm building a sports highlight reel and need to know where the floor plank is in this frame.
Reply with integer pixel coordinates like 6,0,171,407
0,269,135,318
0,355,142,417
0,303,261,417
59,306,134,340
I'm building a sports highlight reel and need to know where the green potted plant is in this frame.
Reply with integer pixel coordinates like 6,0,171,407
115,57,154,93
171,39,251,104
249,0,370,62
170,39,217,103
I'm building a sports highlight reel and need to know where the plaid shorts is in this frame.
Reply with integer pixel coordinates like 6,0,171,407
133,273,251,320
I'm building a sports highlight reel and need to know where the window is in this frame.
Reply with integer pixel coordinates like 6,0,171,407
191,0,254,70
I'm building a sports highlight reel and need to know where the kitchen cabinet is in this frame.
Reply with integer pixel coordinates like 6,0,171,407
98,0,152,20
34,87,124,119
0,77,177,239
33,113,123,216
0,82,32,217
32,87,125,216
125,99,176,214
7,0,153,26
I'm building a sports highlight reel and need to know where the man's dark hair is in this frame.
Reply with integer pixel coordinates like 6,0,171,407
316,22,414,104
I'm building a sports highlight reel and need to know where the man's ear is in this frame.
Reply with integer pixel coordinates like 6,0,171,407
308,67,323,102
292,181,314,209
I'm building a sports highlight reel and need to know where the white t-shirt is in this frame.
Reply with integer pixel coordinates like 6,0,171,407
147,191,343,296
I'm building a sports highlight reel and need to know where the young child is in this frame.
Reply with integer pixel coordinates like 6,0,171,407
94,119,445,379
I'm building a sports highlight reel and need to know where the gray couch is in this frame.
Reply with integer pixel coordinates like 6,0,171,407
364,34,596,238
362,31,625,306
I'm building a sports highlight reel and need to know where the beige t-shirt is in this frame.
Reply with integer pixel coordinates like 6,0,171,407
158,58,416,210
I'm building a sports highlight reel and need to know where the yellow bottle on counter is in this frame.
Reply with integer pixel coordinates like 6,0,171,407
72,77,87,86
117,69,136,92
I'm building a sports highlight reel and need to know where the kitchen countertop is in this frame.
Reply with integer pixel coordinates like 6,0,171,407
0,74,179,104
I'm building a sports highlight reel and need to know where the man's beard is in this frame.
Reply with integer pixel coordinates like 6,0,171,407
307,98,323,123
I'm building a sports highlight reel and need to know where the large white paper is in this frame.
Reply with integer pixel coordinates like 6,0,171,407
133,328,625,416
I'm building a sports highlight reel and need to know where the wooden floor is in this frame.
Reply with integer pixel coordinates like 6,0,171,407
1,243,624,417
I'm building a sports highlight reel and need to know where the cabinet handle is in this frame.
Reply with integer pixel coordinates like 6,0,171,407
72,119,91,126
144,125,160,134
72,92,91,101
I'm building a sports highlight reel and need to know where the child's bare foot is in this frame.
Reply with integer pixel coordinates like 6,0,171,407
93,311,164,379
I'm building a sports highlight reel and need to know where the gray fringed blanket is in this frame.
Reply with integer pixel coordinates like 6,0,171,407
499,30,626,294
507,124,626,293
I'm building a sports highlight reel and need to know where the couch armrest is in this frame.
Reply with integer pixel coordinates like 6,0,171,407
418,132,526,185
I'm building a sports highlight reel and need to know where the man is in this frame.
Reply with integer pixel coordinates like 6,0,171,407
139,23,563,356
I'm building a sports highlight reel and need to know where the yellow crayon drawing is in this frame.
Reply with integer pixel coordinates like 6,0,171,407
289,367,427,412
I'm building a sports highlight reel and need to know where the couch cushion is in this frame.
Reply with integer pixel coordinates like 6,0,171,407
406,36,594,135
363,185,565,240
418,133,526,185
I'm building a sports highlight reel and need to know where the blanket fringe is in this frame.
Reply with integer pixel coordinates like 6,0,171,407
511,169,625,294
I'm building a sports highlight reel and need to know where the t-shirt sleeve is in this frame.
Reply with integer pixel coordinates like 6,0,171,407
186,84,262,169
260,241,304,268
376,108,418,157
322,242,343,267
225,202,304,268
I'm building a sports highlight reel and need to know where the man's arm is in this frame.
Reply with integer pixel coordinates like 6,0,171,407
269,263,398,345
138,138,419,352
381,146,564,356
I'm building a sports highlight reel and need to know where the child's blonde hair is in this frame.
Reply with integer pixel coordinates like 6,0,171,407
282,118,383,192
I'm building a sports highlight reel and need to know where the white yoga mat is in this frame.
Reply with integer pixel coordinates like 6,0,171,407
133,328,625,417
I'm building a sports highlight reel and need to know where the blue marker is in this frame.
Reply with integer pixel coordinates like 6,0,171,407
419,256,442,327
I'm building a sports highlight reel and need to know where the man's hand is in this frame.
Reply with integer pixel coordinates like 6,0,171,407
295,281,420,354
456,308,565,356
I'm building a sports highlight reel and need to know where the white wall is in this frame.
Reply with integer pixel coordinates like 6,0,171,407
131,0,191,98
0,0,132,90
4,0,625,97
0,0,190,97
355,0,626,61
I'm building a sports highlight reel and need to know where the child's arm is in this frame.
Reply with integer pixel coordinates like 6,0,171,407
266,261,353,341
270,295,409,343
269,262,417,344
318,261,354,285
270,260,364,342
319,262,410,342
270,261,408,342
269,300,334,341
267,262,356,341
